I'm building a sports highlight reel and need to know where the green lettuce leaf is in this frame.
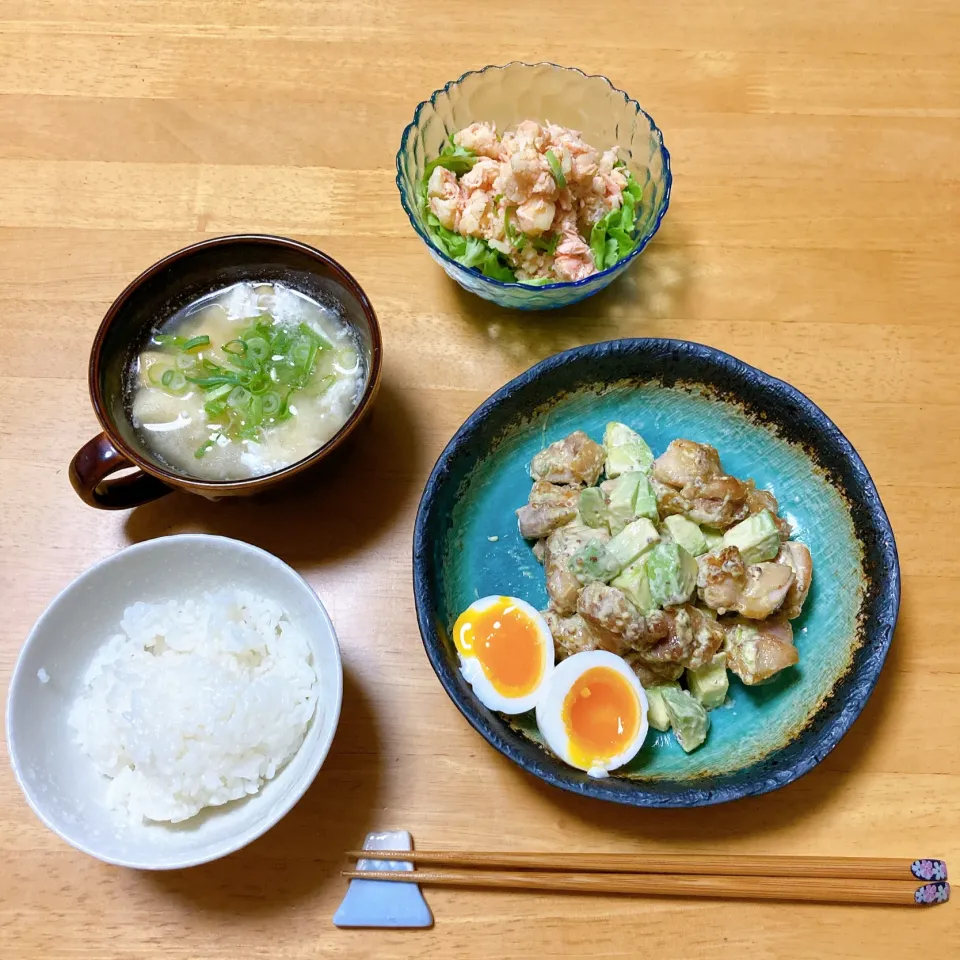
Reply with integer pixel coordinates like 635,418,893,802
588,170,647,271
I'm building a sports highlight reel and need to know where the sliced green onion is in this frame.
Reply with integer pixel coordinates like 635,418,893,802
160,369,187,392
164,303,343,447
203,382,234,403
314,375,336,395
245,336,271,362
227,385,252,410
531,232,560,255
153,333,185,348
147,363,170,386
194,438,215,459
504,207,527,251
271,329,292,355
262,391,283,416
186,373,240,388
545,149,566,189
298,323,331,350
335,346,358,371
423,147,478,179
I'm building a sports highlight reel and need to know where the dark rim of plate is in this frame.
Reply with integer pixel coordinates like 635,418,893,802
412,338,901,807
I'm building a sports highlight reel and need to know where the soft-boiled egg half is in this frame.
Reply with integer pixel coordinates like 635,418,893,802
453,596,555,714
536,650,649,778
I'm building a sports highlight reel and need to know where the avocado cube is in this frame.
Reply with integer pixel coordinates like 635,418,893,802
633,472,659,522
686,652,729,709
661,686,710,753
601,472,641,535
568,538,622,584
603,422,654,478
645,541,698,607
578,487,609,529
645,683,680,732
662,515,708,556
611,559,658,615
701,527,724,551
607,518,660,570
721,509,781,564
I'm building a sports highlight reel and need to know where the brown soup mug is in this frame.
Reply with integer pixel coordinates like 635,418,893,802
69,235,383,509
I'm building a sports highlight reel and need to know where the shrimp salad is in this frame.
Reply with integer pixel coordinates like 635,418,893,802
515,425,814,754
421,121,646,285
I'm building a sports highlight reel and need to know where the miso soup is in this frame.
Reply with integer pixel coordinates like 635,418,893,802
128,282,363,481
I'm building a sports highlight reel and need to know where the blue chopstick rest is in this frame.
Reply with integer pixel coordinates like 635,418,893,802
333,830,433,929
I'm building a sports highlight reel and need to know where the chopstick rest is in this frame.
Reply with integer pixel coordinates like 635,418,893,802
332,831,433,929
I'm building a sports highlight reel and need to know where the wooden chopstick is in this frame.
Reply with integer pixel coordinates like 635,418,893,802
345,850,947,882
341,869,950,907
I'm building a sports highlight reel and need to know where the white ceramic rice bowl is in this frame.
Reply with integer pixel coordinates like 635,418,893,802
5,534,343,869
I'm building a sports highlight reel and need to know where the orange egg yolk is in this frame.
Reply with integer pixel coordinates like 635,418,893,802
561,666,640,768
453,598,545,697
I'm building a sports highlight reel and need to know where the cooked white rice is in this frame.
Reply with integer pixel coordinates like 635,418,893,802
69,589,319,823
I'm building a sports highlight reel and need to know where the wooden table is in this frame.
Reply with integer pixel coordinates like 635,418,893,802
2,1,958,956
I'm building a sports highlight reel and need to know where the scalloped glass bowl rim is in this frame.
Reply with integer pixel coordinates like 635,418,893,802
395,61,674,293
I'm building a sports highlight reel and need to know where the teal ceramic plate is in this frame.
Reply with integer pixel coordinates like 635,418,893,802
413,339,899,806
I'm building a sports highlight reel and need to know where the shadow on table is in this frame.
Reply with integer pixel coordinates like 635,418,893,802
515,615,907,842
447,225,691,370
141,666,380,913
123,380,420,568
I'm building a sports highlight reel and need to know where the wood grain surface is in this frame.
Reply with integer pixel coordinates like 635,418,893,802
1,1,958,956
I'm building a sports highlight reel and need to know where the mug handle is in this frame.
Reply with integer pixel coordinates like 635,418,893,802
69,433,173,509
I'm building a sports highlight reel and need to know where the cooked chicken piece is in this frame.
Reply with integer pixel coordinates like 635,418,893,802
686,476,752,529
745,482,792,538
651,439,750,529
776,541,813,619
576,582,666,648
527,480,574,506
532,538,546,564
542,610,630,659
652,438,724,489
544,521,600,614
577,581,643,638
697,546,795,619
650,475,689,518
530,430,605,486
696,547,748,612
724,616,798,685
516,481,580,539
738,563,795,619
631,604,726,675
625,652,685,685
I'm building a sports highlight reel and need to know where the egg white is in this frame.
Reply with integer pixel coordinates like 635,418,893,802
535,650,649,778
456,595,555,715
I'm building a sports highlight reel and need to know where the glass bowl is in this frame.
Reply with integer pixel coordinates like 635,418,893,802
396,62,672,311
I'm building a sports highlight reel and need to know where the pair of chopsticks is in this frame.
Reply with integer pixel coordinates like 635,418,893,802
343,851,950,906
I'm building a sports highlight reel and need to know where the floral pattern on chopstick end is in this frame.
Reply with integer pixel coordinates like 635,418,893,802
911,859,948,881
914,882,950,905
